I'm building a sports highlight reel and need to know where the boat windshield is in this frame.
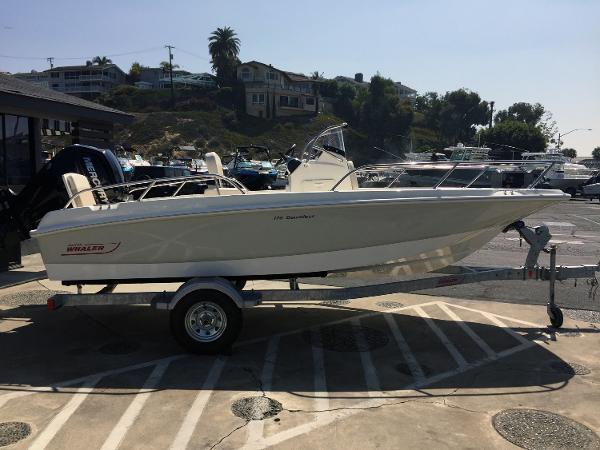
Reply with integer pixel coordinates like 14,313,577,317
302,123,348,160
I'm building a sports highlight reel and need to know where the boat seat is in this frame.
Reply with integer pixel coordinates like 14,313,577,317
62,173,96,207
205,152,224,176
347,161,359,190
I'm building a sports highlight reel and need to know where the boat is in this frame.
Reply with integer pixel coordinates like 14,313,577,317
26,124,567,284
583,183,600,199
222,145,278,190
522,149,596,195
396,145,537,188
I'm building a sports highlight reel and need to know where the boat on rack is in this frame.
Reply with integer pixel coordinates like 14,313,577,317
522,149,596,195
25,124,567,284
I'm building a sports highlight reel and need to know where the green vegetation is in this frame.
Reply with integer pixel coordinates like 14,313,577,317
88,56,112,66
479,102,554,156
561,148,577,158
208,27,241,86
593,147,600,160
113,107,346,161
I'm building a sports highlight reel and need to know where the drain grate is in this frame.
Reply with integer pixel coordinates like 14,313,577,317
0,422,31,447
493,409,600,450
99,340,140,355
231,396,282,421
305,324,389,352
376,301,404,309
564,309,600,324
0,290,67,307
549,361,591,376
320,300,351,307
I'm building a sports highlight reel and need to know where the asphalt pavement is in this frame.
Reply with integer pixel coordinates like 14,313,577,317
0,198,599,449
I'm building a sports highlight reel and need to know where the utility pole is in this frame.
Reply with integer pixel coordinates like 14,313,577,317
47,57,54,69
488,101,494,129
165,45,175,109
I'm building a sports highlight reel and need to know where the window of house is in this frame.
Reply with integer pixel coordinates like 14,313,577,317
305,97,315,105
50,72,59,78
53,120,60,130
241,68,251,80
280,96,299,108
252,93,265,104
266,71,278,81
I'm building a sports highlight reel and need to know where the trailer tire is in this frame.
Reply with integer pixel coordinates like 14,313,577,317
170,290,242,354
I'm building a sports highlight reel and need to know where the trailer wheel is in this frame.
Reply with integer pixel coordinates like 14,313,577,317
548,305,564,328
170,290,242,354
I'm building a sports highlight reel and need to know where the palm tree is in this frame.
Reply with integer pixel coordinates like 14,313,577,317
92,56,112,65
160,61,180,73
208,27,240,85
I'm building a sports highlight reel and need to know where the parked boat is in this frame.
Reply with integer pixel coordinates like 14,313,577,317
27,124,567,284
522,149,596,195
222,145,278,190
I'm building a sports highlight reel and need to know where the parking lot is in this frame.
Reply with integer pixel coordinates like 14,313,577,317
1,199,600,449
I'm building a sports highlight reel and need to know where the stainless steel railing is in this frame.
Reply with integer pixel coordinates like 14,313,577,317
330,160,558,191
64,173,247,209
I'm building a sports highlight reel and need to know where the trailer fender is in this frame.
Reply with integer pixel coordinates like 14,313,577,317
163,277,252,311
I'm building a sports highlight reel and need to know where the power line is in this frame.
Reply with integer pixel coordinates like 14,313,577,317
176,47,210,62
0,47,163,61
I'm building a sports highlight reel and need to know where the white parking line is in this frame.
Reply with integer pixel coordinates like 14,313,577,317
170,357,227,450
29,376,102,450
480,312,531,346
0,355,186,409
311,328,330,412
437,303,495,358
414,306,467,368
100,360,171,450
246,336,280,445
352,317,381,395
1,299,550,450
384,313,425,382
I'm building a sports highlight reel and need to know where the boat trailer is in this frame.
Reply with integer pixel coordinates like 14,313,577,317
47,222,600,354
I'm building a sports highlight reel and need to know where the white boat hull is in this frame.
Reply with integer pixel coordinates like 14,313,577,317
32,188,567,282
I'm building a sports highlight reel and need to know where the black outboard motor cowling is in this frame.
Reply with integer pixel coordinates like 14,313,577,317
4,144,124,239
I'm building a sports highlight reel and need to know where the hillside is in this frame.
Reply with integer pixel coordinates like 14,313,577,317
97,86,381,164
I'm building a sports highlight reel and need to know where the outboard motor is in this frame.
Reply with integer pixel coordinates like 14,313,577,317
1,144,124,241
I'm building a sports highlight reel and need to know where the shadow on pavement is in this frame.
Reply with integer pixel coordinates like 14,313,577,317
0,303,584,399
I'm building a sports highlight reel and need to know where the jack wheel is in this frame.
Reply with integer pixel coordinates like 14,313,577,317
548,305,564,328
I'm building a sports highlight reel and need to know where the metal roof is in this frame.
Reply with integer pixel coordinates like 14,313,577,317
0,73,133,124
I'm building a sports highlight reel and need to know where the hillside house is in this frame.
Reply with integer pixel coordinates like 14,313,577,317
237,61,318,119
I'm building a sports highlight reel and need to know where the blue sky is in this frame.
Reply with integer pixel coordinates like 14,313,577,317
1,0,598,154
